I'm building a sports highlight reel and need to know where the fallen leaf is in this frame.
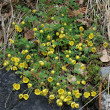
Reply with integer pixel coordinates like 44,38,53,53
24,27,34,40
100,49,110,62
67,75,76,83
77,19,89,26
67,84,74,91
68,7,86,17
79,0,84,4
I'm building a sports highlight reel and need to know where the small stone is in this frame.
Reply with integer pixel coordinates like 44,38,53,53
100,66,110,78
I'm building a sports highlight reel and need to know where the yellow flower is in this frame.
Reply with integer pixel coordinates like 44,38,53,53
34,89,41,95
41,24,44,27
39,61,44,66
56,32,59,36
76,44,79,49
19,63,25,68
77,81,80,84
91,91,96,97
33,28,37,31
40,30,43,33
8,54,11,57
46,42,51,46
22,50,26,54
88,41,93,46
75,103,79,108
76,56,80,60
71,60,76,65
55,56,59,60
25,50,28,53
14,57,20,63
56,83,60,86
27,83,32,88
60,95,65,100
51,70,55,74
66,55,69,58
68,92,71,95
56,99,62,106
26,55,31,59
49,95,55,99
42,89,48,96
32,10,36,13
64,22,66,26
23,94,29,100
13,83,20,90
84,92,90,98
23,77,29,83
73,90,79,95
80,64,85,69
58,88,64,95
65,96,72,101
61,14,64,16
51,17,54,20
12,22,15,25
91,47,96,53
81,80,86,85
79,26,84,32
48,77,53,82
19,94,23,99
52,44,56,48
13,66,17,71
71,102,75,108
93,27,96,30
62,66,67,71
75,92,81,98
3,60,9,66
89,33,94,39
9,39,14,44
21,21,25,25
69,41,74,46
59,34,64,39
47,35,51,40
14,62,18,66
17,28,22,32
103,42,108,48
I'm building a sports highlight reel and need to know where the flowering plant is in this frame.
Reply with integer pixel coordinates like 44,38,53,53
2,1,108,109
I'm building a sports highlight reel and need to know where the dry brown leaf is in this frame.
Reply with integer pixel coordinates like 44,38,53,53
77,19,89,26
24,27,34,40
67,75,76,83
100,49,110,62
79,0,84,4
68,7,86,17
67,84,74,91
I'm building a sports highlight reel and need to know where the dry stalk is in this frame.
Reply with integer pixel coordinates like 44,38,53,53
1,0,14,60
99,83,102,110
105,0,110,40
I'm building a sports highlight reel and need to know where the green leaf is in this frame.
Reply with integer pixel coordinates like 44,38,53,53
24,70,31,77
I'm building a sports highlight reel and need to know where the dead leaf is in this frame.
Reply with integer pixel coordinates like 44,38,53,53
67,84,74,91
100,49,110,62
77,19,89,26
68,7,86,17
24,27,34,40
67,75,76,83
79,0,84,4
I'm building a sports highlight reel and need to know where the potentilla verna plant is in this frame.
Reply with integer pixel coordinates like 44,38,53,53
2,1,109,109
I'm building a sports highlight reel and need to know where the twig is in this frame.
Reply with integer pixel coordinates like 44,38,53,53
1,16,6,61
58,46,60,61
99,83,102,110
106,73,110,110
5,90,12,108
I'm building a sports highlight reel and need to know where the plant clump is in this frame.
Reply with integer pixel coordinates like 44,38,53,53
1,1,109,109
